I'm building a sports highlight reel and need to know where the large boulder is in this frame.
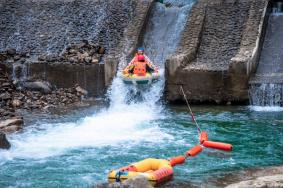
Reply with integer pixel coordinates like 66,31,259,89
93,175,153,188
0,118,23,133
0,92,12,100
22,81,52,94
226,174,283,188
0,131,11,149
75,85,88,96
108,175,153,188
121,175,153,188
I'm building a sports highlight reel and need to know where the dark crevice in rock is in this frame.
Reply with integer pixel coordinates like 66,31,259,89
0,131,11,149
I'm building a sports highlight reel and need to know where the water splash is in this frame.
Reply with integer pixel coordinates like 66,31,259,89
249,106,283,112
1,106,172,159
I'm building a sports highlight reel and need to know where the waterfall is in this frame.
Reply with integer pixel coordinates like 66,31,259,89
143,2,194,66
249,84,282,106
249,84,283,111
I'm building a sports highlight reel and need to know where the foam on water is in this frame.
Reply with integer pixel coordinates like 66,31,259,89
249,106,283,112
1,54,171,160
1,104,171,159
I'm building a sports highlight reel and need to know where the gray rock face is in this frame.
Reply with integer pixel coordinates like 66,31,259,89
22,81,52,94
0,118,23,133
75,85,88,96
225,174,283,188
121,175,153,188
0,92,12,100
0,131,11,149
93,175,153,188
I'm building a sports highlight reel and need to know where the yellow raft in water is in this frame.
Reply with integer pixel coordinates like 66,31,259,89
121,72,160,85
108,158,173,186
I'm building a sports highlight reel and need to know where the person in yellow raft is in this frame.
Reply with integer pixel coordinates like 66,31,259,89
123,47,158,76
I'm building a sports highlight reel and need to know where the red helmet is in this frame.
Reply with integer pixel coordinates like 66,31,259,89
137,55,145,62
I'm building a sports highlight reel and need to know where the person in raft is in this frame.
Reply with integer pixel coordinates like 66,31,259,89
124,47,157,75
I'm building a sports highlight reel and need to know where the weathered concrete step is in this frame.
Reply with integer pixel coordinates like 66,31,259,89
28,62,105,96
249,73,283,84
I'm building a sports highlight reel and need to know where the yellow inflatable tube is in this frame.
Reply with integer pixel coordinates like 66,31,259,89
108,158,174,186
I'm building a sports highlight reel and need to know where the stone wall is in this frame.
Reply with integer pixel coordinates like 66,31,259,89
28,62,105,96
0,0,137,55
166,0,268,104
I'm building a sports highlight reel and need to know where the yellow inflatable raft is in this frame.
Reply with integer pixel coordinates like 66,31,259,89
108,158,173,186
122,72,160,85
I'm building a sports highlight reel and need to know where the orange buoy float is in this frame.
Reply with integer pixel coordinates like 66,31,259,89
169,156,186,167
202,141,233,151
108,138,233,186
199,131,208,144
186,145,203,157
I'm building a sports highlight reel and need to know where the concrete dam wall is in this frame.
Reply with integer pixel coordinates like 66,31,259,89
166,0,268,104
1,0,277,104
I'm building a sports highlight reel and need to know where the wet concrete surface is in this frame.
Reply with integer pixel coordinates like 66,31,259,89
251,14,283,84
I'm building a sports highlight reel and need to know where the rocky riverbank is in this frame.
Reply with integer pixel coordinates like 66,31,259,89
0,41,105,135
92,165,283,188
219,166,283,188
152,166,283,188
0,65,87,132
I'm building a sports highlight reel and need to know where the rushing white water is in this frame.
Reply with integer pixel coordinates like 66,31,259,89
249,83,283,110
1,105,172,160
0,2,194,161
249,106,283,112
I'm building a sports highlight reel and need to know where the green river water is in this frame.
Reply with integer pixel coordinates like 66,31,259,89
0,103,282,188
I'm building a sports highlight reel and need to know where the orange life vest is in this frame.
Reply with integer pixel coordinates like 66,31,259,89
133,61,146,76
